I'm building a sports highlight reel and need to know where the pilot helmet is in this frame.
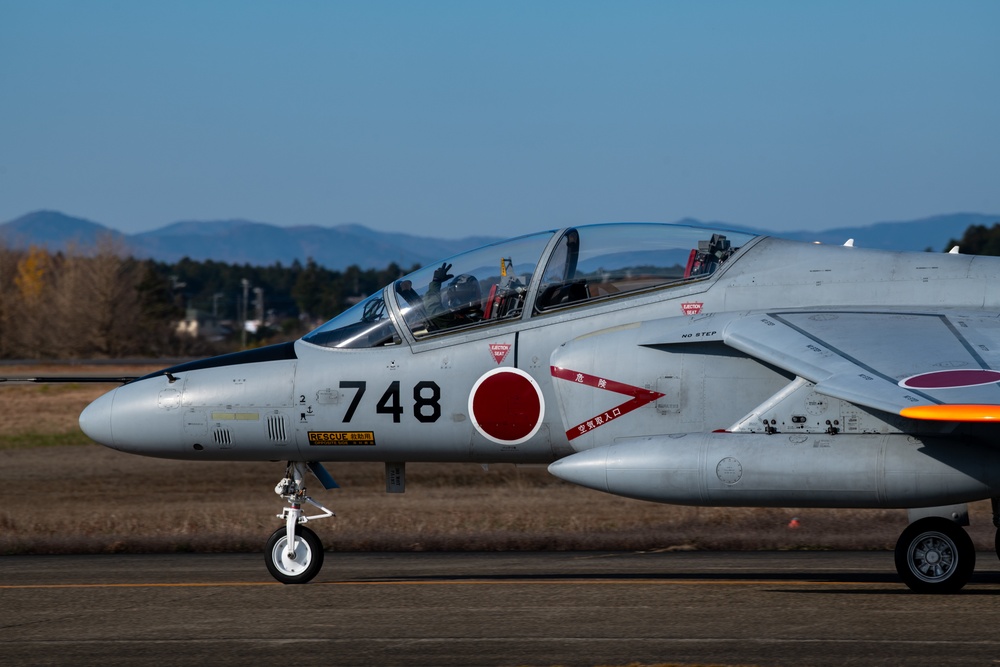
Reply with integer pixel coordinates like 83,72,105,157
444,274,481,309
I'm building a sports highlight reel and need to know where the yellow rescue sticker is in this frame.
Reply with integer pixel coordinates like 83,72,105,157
308,431,376,446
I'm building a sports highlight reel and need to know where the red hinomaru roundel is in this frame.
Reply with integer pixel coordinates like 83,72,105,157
898,369,1000,390
468,368,545,444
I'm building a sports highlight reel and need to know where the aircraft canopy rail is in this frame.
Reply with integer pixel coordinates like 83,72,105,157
301,223,756,349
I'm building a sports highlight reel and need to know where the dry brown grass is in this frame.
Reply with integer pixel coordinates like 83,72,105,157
0,365,996,554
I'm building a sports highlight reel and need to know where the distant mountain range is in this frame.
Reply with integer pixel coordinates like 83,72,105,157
1,210,997,270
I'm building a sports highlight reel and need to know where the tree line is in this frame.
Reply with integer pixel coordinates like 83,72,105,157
0,239,416,360
945,223,1000,256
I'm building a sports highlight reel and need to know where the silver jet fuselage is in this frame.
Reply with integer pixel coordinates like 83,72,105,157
80,225,1000,478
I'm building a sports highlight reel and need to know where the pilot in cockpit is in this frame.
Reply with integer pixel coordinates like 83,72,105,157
423,262,484,330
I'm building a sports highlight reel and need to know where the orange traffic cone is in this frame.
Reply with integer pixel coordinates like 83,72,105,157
787,517,801,529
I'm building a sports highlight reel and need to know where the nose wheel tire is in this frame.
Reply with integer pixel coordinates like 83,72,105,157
894,517,975,594
265,525,324,584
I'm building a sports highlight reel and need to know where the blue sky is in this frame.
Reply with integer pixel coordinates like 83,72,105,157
2,1,998,238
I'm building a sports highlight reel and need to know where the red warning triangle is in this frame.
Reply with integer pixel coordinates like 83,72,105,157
489,343,511,364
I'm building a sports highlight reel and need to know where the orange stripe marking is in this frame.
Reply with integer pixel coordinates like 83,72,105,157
900,404,1000,421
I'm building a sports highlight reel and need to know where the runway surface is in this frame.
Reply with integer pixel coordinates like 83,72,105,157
2,550,1000,666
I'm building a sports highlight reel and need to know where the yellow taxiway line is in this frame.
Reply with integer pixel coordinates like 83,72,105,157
0,578,877,590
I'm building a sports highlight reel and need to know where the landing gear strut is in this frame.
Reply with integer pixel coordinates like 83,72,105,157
265,462,335,584
894,517,975,594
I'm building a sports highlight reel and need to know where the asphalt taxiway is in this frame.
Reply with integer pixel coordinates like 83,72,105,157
2,551,1000,666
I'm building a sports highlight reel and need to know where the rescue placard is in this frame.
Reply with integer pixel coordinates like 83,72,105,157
308,431,376,446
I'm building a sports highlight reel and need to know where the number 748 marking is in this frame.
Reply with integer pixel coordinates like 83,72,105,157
338,380,441,424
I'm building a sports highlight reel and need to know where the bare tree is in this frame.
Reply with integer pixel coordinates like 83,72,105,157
0,244,18,357
51,237,145,358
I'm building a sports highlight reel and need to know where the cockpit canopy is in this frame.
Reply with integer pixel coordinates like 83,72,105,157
302,223,755,349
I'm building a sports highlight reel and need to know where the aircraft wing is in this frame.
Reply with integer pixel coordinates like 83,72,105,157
642,309,1000,421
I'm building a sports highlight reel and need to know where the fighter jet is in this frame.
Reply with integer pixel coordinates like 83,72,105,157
77,222,1000,592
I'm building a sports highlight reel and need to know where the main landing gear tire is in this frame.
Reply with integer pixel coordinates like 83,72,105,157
265,525,324,585
894,517,975,594
995,529,1000,562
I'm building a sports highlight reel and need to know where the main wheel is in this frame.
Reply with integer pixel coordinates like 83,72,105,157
894,517,974,594
995,529,1000,562
265,525,324,584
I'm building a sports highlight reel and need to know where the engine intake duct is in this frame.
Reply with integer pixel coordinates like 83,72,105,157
548,432,1000,508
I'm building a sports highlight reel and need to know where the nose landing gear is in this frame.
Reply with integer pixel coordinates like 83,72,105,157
265,462,335,584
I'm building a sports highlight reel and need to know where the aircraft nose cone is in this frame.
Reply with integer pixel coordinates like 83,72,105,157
79,388,116,448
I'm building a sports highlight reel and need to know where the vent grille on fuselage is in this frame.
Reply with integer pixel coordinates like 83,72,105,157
267,415,288,442
213,427,233,447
